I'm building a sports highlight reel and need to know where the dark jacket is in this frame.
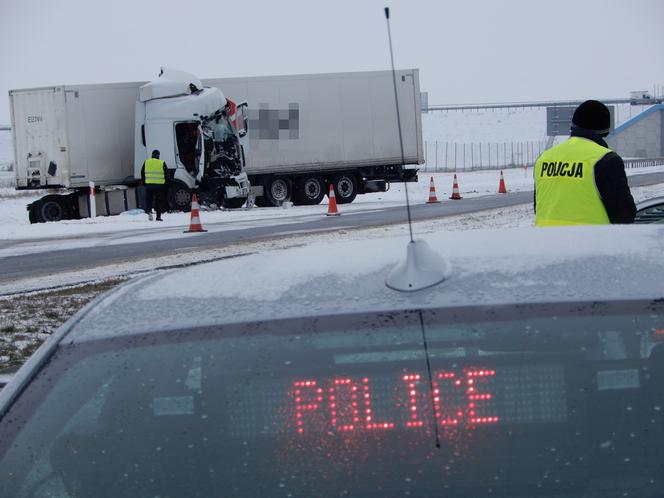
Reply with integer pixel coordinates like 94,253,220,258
534,127,636,223
140,160,171,185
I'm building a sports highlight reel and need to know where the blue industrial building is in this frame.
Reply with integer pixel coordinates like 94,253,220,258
607,104,664,158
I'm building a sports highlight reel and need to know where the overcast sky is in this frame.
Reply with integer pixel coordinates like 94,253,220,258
1,0,662,123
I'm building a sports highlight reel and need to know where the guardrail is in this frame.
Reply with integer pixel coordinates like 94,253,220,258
624,158,664,169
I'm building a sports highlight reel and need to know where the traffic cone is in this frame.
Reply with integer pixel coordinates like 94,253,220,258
449,174,462,200
184,193,208,233
426,176,440,203
498,170,508,194
326,184,340,216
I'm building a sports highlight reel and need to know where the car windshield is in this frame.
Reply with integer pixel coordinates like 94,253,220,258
1,302,663,498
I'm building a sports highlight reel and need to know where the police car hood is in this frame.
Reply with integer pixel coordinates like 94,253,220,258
67,225,664,343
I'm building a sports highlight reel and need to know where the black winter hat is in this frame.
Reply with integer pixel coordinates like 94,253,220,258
151,149,160,158
572,100,611,136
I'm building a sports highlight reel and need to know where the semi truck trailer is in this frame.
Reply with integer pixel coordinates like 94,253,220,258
10,69,250,222
204,69,423,206
10,69,423,222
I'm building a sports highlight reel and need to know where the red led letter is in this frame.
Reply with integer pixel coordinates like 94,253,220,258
362,377,395,430
402,373,425,427
293,380,324,434
329,378,361,431
434,371,462,426
465,369,498,424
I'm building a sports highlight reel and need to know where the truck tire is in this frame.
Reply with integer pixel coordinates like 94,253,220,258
34,195,66,223
222,197,247,209
28,204,38,224
332,174,358,204
168,183,192,212
294,175,325,205
264,177,292,207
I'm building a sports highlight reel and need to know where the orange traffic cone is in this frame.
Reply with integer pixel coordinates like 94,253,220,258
449,174,462,200
498,170,508,194
184,193,208,233
426,176,440,203
326,184,340,216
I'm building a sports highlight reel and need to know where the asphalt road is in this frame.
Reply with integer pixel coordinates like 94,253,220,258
1,171,663,284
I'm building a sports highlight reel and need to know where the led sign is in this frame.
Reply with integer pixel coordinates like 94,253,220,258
294,368,498,434
225,363,567,438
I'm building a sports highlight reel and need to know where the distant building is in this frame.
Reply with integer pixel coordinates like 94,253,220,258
607,104,664,158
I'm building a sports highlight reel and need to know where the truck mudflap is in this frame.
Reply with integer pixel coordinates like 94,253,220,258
224,172,250,199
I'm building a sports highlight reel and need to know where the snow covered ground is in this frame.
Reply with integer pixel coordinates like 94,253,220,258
1,166,663,251
0,169,537,243
2,182,663,298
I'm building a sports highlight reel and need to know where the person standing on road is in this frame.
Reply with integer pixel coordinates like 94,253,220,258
141,149,170,221
534,100,636,226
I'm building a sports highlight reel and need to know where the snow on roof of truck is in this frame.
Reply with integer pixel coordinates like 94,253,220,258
63,225,664,343
139,68,205,102
143,87,227,120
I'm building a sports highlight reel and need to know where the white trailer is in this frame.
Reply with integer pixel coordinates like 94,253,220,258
10,82,139,190
204,69,423,205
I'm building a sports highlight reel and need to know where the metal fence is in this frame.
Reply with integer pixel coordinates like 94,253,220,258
422,140,548,172
624,158,664,169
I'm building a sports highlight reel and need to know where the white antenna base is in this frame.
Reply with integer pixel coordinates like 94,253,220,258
385,239,448,292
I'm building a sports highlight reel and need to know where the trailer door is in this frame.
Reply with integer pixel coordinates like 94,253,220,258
10,87,69,188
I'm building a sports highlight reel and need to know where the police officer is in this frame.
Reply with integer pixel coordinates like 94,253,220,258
141,149,170,221
534,100,635,226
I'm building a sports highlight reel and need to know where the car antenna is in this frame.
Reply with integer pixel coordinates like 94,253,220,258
383,6,442,450
383,7,448,293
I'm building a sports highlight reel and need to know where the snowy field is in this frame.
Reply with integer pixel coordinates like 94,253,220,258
0,129,11,165
421,103,652,143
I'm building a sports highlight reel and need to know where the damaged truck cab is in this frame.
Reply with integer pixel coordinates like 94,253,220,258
135,69,250,211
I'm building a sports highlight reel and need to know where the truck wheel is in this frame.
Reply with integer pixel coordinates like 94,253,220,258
294,175,325,205
28,206,38,224
168,183,192,212
333,174,358,204
265,177,292,207
222,197,247,209
35,195,66,223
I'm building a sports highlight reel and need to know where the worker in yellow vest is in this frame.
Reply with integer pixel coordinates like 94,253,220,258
140,150,170,221
534,100,635,226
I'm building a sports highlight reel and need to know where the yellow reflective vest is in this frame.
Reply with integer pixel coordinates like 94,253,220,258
144,158,166,185
534,137,611,226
